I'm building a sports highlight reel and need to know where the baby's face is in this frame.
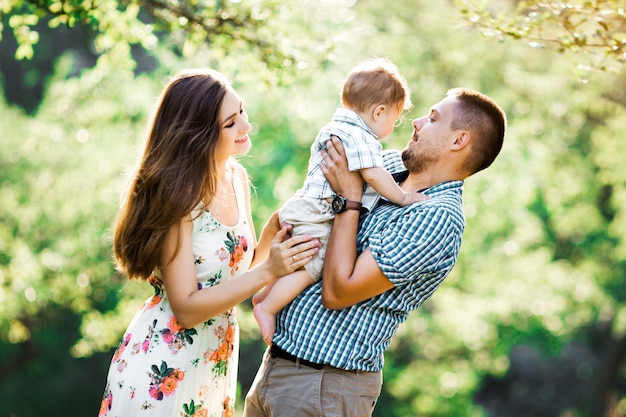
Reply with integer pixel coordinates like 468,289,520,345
370,103,403,140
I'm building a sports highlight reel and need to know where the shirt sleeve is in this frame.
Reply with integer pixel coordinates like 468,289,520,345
381,149,405,174
367,205,463,286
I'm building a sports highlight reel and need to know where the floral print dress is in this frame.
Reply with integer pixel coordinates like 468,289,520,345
99,175,254,417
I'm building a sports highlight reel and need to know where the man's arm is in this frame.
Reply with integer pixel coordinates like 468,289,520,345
320,136,394,309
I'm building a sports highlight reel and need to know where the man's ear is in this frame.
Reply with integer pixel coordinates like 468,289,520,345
372,104,386,121
452,131,471,149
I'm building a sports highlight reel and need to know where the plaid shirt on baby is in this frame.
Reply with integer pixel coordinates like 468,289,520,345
295,108,383,211
273,150,466,372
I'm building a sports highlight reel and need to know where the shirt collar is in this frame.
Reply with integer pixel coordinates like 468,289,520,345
332,108,377,139
390,171,464,195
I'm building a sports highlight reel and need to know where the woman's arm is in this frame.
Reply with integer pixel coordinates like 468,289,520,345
160,216,319,328
320,136,394,309
250,210,281,268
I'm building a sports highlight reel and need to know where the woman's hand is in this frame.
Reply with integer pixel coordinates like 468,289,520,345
251,210,291,268
261,210,283,240
320,136,364,201
265,224,320,278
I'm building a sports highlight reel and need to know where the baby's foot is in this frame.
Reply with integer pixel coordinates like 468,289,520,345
253,303,276,345
252,292,263,306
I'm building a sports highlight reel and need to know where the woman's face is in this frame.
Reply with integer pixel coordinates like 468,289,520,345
215,87,252,162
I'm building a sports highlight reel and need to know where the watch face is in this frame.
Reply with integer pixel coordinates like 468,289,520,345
332,196,345,212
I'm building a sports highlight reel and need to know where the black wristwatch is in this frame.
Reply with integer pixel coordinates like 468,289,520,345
331,195,363,213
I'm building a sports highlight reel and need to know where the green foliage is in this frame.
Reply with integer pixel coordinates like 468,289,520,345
1,0,340,82
456,0,626,74
0,54,154,352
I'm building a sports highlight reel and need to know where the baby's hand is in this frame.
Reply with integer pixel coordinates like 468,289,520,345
403,191,430,205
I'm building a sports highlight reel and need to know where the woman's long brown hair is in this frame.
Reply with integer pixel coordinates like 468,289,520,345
113,69,230,280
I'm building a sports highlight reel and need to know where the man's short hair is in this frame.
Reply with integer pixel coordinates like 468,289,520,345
447,87,506,175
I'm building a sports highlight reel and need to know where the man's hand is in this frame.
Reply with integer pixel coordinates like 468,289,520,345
320,136,364,201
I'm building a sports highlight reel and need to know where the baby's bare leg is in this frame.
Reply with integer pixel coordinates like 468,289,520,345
253,270,314,345
252,280,276,306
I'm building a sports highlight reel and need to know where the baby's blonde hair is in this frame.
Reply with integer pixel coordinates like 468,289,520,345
341,58,412,113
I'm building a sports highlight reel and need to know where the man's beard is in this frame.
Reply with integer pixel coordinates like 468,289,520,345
402,147,436,174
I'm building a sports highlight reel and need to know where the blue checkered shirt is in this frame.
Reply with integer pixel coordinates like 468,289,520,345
295,108,383,211
273,150,465,372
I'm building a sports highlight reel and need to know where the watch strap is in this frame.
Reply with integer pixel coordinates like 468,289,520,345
344,199,362,211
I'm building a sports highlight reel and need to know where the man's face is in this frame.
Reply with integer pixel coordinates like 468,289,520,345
402,96,458,173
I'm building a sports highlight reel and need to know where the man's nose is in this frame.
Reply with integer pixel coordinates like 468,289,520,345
412,117,425,131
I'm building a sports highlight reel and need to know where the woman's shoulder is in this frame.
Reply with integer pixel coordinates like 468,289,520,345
227,159,250,185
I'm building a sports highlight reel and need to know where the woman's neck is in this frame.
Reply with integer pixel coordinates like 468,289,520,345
214,158,232,184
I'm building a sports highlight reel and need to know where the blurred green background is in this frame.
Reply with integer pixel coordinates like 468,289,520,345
1,0,625,416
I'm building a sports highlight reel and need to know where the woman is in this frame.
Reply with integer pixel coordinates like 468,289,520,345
98,69,318,417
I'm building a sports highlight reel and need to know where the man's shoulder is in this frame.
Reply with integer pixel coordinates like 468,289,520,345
382,149,405,174
418,183,465,229
368,181,465,230
425,181,464,201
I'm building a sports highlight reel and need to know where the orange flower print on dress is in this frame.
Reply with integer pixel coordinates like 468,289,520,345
192,407,208,417
130,342,141,356
223,232,248,275
100,197,250,417
161,315,198,354
224,325,235,345
216,341,231,362
143,275,164,311
159,376,179,396
207,324,235,376
147,361,185,401
116,359,128,373
197,383,209,400
112,333,132,362
222,396,234,417
167,316,185,334
148,274,164,294
143,294,162,311
98,384,112,417
216,248,229,263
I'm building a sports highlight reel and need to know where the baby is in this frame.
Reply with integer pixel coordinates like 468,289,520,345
253,58,428,344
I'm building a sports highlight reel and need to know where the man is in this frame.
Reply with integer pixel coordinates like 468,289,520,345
244,88,506,417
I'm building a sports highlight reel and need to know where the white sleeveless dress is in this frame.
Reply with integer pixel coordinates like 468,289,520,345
99,175,254,417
